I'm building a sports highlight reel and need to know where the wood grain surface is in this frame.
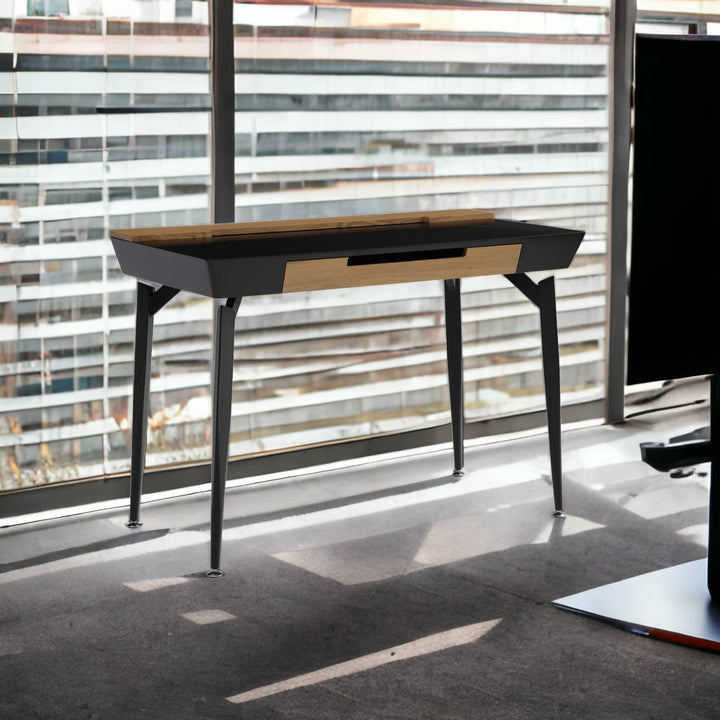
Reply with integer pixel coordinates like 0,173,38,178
110,209,495,247
282,243,521,292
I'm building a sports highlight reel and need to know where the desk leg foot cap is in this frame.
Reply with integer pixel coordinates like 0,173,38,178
452,469,464,478
553,510,566,519
206,569,225,578
126,520,143,529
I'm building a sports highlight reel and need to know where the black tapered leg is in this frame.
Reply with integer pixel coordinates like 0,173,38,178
127,283,180,529
444,279,464,476
127,283,154,528
208,297,241,577
506,273,564,517
707,374,720,601
536,276,564,517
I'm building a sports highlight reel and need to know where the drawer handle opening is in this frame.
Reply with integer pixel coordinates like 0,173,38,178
347,248,467,266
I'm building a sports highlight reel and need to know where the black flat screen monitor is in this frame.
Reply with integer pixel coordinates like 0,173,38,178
626,34,720,385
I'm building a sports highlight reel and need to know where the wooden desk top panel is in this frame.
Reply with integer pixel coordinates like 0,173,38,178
110,209,495,248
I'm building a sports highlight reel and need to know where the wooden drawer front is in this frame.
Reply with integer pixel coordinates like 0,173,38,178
282,244,522,293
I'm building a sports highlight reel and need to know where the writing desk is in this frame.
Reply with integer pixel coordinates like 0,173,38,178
110,209,584,576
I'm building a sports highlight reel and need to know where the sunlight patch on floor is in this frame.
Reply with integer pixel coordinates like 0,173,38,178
226,618,502,704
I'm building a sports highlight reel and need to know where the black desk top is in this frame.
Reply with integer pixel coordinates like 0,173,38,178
110,211,584,298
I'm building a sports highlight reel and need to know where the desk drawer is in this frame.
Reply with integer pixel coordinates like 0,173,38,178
282,244,522,293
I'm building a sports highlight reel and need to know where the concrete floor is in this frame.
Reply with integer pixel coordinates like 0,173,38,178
2,377,719,719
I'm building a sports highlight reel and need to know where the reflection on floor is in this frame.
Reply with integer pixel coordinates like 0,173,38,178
2,377,719,720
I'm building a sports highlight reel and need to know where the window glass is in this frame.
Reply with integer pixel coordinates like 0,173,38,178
0,0,211,490
225,1,610,461
0,0,621,492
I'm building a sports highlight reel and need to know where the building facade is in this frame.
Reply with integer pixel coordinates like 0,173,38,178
0,0,612,491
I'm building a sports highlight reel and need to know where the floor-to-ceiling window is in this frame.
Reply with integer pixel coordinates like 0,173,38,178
1,0,611,497
220,2,610,461
0,0,212,490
